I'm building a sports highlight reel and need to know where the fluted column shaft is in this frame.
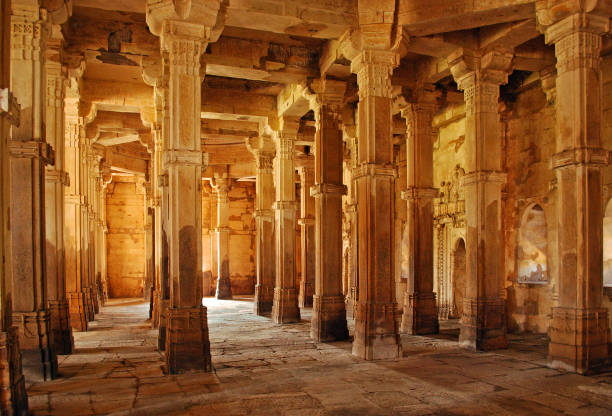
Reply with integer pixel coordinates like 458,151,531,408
297,166,315,308
44,28,74,355
350,49,401,360
212,176,232,299
272,119,300,323
247,137,276,315
449,49,512,351
540,10,610,374
400,99,439,335
8,1,58,381
309,79,348,342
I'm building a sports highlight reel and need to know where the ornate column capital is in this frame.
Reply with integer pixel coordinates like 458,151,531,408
448,48,514,91
246,136,276,173
146,0,221,38
350,49,399,99
307,79,347,120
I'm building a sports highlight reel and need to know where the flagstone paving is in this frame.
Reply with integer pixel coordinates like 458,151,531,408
27,298,612,415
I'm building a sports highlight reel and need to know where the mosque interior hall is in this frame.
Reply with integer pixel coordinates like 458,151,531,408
0,0,612,415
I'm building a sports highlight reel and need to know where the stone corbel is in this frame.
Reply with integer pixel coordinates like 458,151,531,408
9,140,54,165
0,88,21,127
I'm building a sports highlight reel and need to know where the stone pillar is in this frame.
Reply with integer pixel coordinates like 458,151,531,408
157,172,169,351
399,93,439,335
448,49,512,351
8,0,58,380
297,166,315,308
246,136,276,315
87,152,101,315
80,143,93,322
44,26,73,355
211,174,232,299
537,7,611,373
64,75,88,333
0,0,29,408
271,118,300,324
147,1,218,372
350,49,401,360
308,79,349,342
342,124,358,319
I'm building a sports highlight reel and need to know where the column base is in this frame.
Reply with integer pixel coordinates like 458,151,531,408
67,291,88,332
158,299,169,351
548,307,610,374
0,328,28,416
215,276,232,300
400,292,439,335
311,295,348,342
165,306,212,374
254,284,273,315
352,301,401,360
12,311,57,382
48,300,74,355
459,297,508,351
272,288,300,324
298,281,313,308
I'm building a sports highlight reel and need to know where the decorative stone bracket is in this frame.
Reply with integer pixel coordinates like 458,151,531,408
0,88,21,126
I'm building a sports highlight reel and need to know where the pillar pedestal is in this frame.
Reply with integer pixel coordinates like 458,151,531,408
158,299,169,351
271,201,300,324
459,298,507,350
48,300,74,355
548,307,609,374
165,307,212,373
0,328,28,416
67,291,88,332
311,295,348,342
12,311,57,382
400,292,439,335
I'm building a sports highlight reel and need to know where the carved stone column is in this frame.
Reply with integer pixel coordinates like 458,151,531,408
44,26,73,355
297,166,315,308
9,0,58,380
147,0,218,373
448,48,512,351
157,172,169,351
342,124,358,320
272,117,300,323
399,93,439,335
350,49,401,359
87,152,101,316
64,75,88,333
246,136,276,315
537,6,611,373
211,174,232,299
80,143,93,322
309,79,349,342
0,2,29,407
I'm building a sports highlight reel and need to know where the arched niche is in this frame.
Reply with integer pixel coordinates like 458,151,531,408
451,238,466,318
603,199,612,287
517,204,548,284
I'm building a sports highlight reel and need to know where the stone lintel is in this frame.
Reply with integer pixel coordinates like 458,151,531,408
551,147,609,169
9,140,54,165
460,171,507,186
401,187,438,200
310,183,347,197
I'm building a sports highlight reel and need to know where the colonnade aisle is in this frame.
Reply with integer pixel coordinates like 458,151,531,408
27,298,612,416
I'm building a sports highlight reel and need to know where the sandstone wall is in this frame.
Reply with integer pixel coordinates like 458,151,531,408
105,179,146,298
203,181,256,296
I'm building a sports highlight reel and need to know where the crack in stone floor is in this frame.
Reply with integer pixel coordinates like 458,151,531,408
27,298,612,416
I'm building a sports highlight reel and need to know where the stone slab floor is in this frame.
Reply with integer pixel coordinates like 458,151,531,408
27,298,612,416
